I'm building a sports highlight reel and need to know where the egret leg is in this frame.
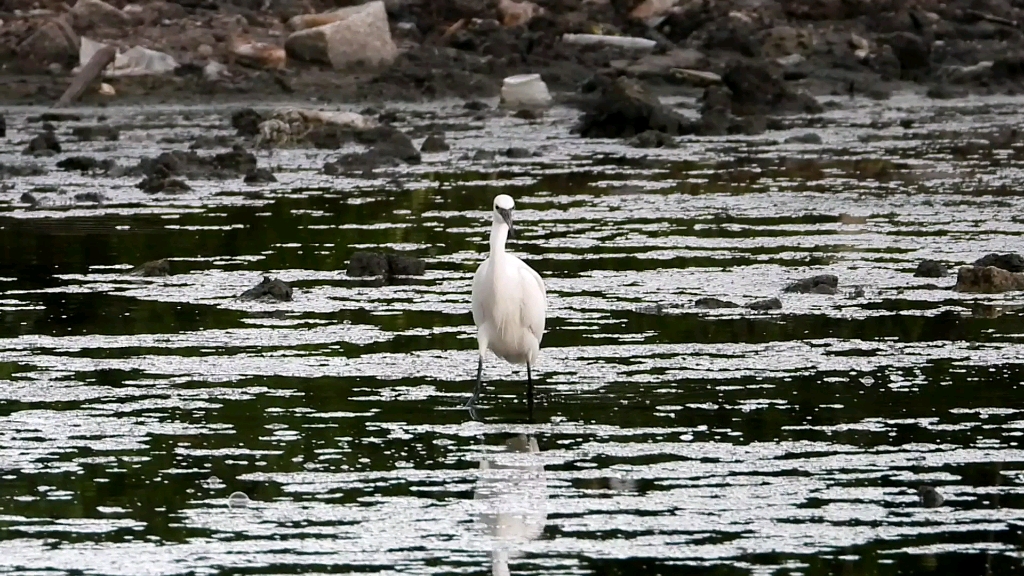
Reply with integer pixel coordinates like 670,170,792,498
527,362,534,416
466,356,484,407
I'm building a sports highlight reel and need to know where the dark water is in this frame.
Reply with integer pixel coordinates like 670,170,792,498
1,96,1024,576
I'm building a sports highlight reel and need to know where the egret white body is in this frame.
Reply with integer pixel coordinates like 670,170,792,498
469,194,547,408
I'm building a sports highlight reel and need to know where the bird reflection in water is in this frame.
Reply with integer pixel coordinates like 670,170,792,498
473,434,548,576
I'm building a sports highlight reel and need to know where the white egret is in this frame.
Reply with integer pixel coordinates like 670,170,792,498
469,194,547,410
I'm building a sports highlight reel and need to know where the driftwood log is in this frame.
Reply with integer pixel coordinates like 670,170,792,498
55,45,116,107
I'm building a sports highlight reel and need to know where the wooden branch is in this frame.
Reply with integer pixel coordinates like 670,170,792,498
55,45,116,108
966,9,1018,27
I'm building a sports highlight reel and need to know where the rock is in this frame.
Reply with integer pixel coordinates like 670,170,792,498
973,253,1024,272
759,26,815,59
629,130,677,148
671,68,722,86
136,175,191,193
74,192,105,203
785,132,823,144
575,77,693,139
232,108,264,137
17,19,79,66
213,145,258,173
497,0,541,27
917,486,944,508
694,297,740,309
0,115,5,138
22,132,61,155
56,156,111,172
70,0,130,30
784,274,838,294
243,168,277,184
505,147,532,158
420,133,450,152
129,259,170,277
239,276,293,301
747,297,782,311
513,109,542,120
285,1,398,69
72,125,119,141
28,113,81,123
228,36,286,70
203,60,229,81
347,251,426,277
926,84,963,100
955,265,1024,293
373,129,421,163
631,0,678,23
882,32,930,76
914,259,947,278
722,61,823,116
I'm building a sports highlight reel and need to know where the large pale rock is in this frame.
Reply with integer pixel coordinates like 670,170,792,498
70,0,130,31
18,18,79,65
630,0,678,23
955,265,1024,293
285,1,397,69
288,2,374,31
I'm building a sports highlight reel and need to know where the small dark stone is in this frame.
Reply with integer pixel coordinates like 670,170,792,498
243,168,277,184
239,276,293,301
0,114,6,138
629,130,677,148
463,100,489,111
575,76,694,138
472,150,496,161
213,145,258,173
917,485,944,508
323,162,342,175
747,297,782,310
56,156,100,172
420,133,450,153
973,253,1024,273
22,131,61,155
899,119,914,129
694,297,740,309
27,113,81,123
926,85,962,100
136,175,191,193
374,130,421,164
19,192,38,207
914,259,948,278
231,108,263,137
784,274,839,294
190,135,235,150
785,132,823,144
74,192,104,203
347,251,427,278
129,259,170,277
72,125,119,141
506,147,532,158
513,109,542,120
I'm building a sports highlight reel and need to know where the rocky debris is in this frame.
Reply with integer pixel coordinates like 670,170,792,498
135,145,258,181
498,0,542,27
914,259,948,278
255,109,377,148
70,0,130,31
129,259,170,277
420,133,450,153
136,174,191,193
28,113,81,123
285,1,397,69
973,253,1024,272
56,156,116,173
505,147,533,158
17,18,79,66
575,77,692,138
0,115,5,138
22,131,61,156
232,108,264,137
228,36,286,70
747,297,783,311
0,163,47,178
694,297,740,309
784,274,838,294
955,265,1024,294
190,135,236,150
72,125,119,141
629,129,677,148
785,132,823,144
347,251,426,278
722,61,822,116
239,276,293,302
917,486,944,508
243,168,277,184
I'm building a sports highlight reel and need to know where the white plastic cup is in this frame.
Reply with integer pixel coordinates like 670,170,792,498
500,74,553,109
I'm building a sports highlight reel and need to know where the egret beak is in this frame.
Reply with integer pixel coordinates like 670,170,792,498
498,208,515,240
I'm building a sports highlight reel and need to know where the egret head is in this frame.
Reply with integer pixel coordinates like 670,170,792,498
493,194,515,239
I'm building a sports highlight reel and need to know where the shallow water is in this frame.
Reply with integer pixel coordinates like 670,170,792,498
1,95,1024,576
